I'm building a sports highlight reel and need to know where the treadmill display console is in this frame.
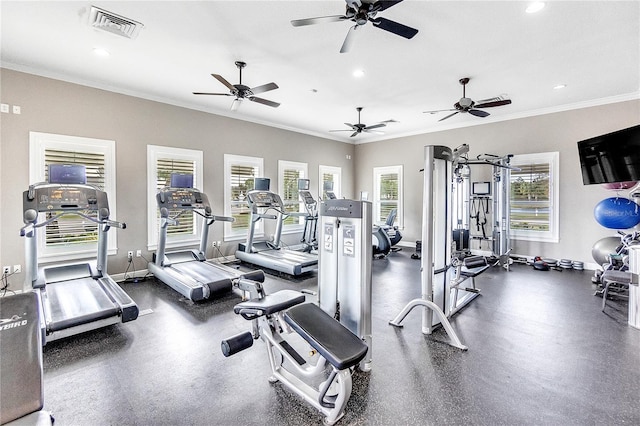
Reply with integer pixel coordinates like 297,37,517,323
37,187,98,211
158,188,208,210
247,191,282,209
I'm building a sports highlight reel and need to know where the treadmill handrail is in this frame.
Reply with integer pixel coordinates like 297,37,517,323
20,211,126,236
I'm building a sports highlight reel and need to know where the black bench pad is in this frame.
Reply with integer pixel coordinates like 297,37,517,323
461,256,489,277
234,290,305,317
284,303,368,370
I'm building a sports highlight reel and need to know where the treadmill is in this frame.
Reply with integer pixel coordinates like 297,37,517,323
20,164,138,344
235,178,318,276
148,174,264,302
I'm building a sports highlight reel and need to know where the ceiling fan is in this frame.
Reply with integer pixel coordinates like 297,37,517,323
193,61,280,111
330,107,394,137
291,0,418,53
425,77,512,122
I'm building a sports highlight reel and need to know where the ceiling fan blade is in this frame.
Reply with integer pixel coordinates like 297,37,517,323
212,74,236,91
250,82,278,95
340,25,359,53
370,17,418,39
469,109,490,118
474,98,512,108
249,96,280,108
364,123,386,130
363,129,385,135
350,131,359,137
193,92,233,96
438,111,460,122
344,123,357,130
329,129,354,133
376,0,405,12
423,108,456,114
231,98,242,111
291,15,347,27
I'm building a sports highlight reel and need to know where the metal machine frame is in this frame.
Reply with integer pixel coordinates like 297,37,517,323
452,146,514,269
390,145,467,350
318,199,373,371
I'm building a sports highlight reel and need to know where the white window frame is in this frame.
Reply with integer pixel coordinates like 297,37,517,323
147,145,203,251
373,165,403,228
224,154,264,241
509,152,559,243
319,165,342,199
278,160,308,233
29,132,117,262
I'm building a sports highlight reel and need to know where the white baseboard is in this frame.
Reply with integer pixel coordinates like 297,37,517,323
112,268,150,283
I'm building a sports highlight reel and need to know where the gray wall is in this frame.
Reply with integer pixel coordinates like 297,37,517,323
2,67,639,282
354,100,640,265
0,68,355,280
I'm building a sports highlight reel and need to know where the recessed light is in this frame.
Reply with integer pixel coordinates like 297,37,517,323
353,69,365,78
526,2,545,14
92,47,110,57
553,84,567,90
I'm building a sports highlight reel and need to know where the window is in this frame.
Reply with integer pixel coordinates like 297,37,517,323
319,165,342,200
278,160,307,231
373,165,403,227
29,132,117,262
147,145,203,250
509,152,559,242
224,154,263,240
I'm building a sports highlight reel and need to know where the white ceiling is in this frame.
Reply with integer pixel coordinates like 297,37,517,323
1,1,639,143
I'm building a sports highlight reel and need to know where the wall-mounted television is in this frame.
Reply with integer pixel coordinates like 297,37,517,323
577,124,640,185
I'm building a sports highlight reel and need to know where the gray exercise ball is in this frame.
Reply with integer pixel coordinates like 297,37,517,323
591,236,621,265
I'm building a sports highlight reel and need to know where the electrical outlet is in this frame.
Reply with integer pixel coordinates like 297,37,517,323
136,250,142,257
212,241,217,248
13,265,21,274
127,251,133,261
2,266,11,274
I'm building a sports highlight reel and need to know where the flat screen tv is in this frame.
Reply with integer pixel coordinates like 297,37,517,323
578,124,640,185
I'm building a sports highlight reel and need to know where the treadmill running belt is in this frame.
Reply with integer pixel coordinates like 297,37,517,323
44,278,119,332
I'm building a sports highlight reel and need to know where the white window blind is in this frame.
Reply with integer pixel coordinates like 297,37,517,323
509,152,559,242
156,158,195,236
30,132,117,262
319,165,341,200
279,160,307,229
373,165,403,227
224,154,264,240
44,149,104,246
147,145,203,250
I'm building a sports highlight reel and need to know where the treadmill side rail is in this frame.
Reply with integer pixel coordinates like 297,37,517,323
98,276,139,323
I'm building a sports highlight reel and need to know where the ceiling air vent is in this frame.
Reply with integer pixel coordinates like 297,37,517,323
89,6,143,39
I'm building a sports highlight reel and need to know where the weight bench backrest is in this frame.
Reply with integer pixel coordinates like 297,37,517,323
284,303,368,370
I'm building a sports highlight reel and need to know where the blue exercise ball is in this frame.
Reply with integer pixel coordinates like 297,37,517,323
594,197,640,229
